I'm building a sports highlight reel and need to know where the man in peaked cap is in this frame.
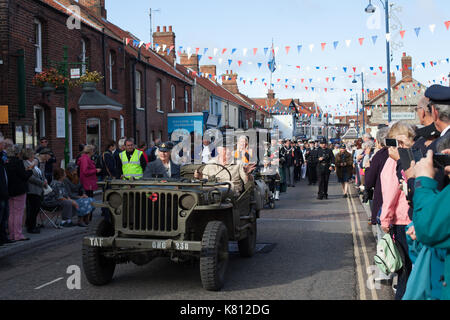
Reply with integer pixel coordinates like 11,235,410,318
143,141,180,179
315,137,335,200
424,85,450,152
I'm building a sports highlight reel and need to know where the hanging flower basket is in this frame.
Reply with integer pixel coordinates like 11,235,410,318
33,68,68,90
76,70,103,89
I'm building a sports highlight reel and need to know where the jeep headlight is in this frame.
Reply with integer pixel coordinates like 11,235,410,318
107,192,122,209
179,194,196,210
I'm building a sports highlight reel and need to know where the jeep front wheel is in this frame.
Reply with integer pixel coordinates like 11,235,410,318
200,221,229,291
82,218,116,286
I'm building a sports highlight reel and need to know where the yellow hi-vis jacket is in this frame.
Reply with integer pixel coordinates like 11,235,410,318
120,149,143,180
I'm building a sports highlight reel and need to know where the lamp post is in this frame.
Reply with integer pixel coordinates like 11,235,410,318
48,46,89,168
365,0,392,122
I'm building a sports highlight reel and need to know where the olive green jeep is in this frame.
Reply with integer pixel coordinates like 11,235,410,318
82,163,259,291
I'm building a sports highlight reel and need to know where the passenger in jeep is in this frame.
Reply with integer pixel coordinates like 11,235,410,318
194,145,256,196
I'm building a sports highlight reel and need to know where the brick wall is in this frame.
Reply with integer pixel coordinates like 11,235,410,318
1,0,126,165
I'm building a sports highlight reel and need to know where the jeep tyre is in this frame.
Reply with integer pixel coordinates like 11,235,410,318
200,221,229,291
238,220,257,258
82,218,116,286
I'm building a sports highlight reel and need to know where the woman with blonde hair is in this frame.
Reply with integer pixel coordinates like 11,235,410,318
380,120,416,299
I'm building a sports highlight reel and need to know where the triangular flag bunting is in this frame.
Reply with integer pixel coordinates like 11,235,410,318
400,30,406,39
358,38,364,46
321,43,326,51
372,35,378,45
333,41,339,49
445,21,450,30
414,27,421,37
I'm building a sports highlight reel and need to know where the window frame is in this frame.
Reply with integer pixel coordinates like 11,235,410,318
34,19,42,73
135,70,143,109
156,79,162,111
171,84,176,111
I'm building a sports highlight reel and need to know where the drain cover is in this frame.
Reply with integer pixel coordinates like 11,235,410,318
228,242,276,254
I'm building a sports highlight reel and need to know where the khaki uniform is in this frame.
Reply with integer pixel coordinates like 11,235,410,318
202,162,249,196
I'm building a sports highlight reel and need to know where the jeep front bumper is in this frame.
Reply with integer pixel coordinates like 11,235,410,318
83,236,202,252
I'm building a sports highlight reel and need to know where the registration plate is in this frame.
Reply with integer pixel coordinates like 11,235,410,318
174,241,189,251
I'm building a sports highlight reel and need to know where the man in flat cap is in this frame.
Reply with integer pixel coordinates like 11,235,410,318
143,142,180,179
315,138,335,200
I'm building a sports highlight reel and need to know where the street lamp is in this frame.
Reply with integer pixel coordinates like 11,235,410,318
365,0,392,122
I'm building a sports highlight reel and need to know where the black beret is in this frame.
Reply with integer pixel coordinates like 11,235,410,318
425,85,450,105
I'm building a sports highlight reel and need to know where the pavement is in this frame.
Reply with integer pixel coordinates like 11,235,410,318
0,194,102,259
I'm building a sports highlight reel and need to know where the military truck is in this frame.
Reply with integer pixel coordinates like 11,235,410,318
82,164,260,291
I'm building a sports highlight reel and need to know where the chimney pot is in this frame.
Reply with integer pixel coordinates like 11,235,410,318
163,26,167,32
156,26,160,32
169,26,172,32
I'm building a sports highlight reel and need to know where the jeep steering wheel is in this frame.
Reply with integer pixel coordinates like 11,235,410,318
196,163,233,183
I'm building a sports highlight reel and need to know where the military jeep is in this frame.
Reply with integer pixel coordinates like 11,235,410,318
82,163,259,291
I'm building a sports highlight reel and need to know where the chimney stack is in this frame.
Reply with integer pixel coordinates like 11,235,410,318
267,89,275,100
200,65,217,81
401,52,413,82
78,0,107,19
390,72,397,87
222,70,239,94
180,53,199,73
152,25,176,65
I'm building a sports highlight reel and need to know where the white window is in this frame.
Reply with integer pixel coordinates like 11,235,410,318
171,85,176,111
34,19,42,73
108,51,116,90
110,119,117,141
136,71,142,109
120,115,125,138
81,39,87,75
184,88,189,112
156,79,162,111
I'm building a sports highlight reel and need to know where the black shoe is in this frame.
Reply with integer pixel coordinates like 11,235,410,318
317,196,323,200
343,194,348,198
4,239,16,244
324,195,328,199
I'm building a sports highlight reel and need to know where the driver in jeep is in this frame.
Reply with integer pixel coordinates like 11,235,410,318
194,145,257,196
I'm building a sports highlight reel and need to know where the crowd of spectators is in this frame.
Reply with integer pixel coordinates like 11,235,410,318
359,84,450,300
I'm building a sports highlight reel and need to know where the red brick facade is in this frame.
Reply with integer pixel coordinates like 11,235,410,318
0,0,192,166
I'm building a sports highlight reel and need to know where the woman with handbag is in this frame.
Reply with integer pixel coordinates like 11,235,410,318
22,149,47,234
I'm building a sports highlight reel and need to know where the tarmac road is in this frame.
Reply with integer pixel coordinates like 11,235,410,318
0,174,394,300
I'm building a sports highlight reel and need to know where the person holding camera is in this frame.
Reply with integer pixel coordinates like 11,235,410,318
316,138,335,200
335,144,353,198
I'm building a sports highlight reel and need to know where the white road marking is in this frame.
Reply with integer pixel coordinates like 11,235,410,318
349,190,379,300
34,277,64,290
346,190,366,300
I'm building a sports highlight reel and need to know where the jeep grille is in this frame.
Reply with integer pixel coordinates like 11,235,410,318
121,191,179,233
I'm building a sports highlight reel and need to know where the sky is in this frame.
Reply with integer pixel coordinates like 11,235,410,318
105,0,450,116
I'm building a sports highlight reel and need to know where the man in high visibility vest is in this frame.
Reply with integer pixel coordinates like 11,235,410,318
118,138,147,180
